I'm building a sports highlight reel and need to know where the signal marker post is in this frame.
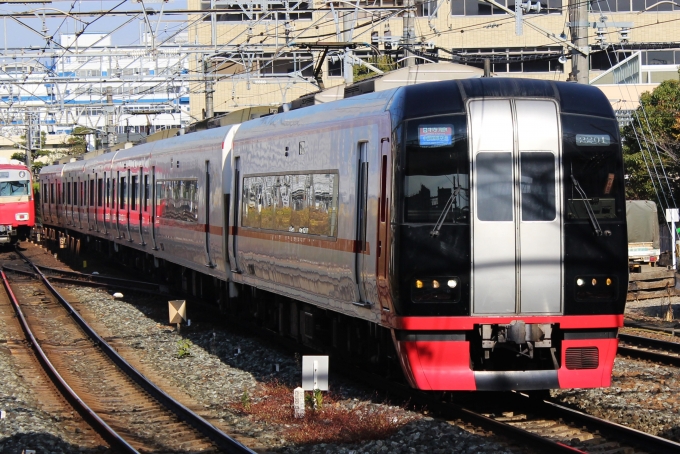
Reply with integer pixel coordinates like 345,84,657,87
666,209,679,270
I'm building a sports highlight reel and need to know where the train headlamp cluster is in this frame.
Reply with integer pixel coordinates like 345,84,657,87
15,213,29,221
575,276,617,302
412,277,461,303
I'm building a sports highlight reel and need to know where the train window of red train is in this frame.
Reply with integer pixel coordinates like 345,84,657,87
89,180,95,206
66,182,71,205
144,175,150,211
98,179,104,207
120,177,126,209
131,176,138,210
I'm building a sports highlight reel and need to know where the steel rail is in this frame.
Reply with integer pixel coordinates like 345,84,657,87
0,270,139,453
248,322,585,453
619,333,680,353
623,320,680,337
2,265,162,295
36,264,161,291
617,345,680,367
526,393,680,453
13,248,256,454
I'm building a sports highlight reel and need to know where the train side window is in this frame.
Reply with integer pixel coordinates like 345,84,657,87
66,182,71,205
50,183,54,204
144,175,149,211
241,172,338,236
131,175,138,210
81,181,85,207
44,184,48,203
106,178,111,207
98,178,103,206
89,179,95,206
120,177,126,209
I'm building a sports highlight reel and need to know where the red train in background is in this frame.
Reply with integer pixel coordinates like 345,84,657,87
0,159,34,245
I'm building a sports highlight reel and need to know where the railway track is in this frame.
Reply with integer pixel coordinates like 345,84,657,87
618,332,680,367
2,250,255,454
247,323,680,454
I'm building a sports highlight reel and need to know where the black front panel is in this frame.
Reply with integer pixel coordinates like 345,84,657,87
394,114,470,316
561,113,628,315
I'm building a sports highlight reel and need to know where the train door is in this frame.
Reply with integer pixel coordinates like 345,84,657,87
230,157,241,273
355,142,369,304
151,166,158,250
136,167,144,245
126,169,132,240
470,99,562,315
376,139,392,309
115,172,122,238
77,178,82,229
103,173,109,235
205,160,215,267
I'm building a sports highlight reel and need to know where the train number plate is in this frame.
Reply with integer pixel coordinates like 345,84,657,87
576,134,610,146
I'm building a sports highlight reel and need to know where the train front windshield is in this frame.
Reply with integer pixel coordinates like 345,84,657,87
403,115,469,225
0,180,30,197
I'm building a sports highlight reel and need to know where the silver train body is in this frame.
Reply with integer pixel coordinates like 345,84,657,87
40,79,628,391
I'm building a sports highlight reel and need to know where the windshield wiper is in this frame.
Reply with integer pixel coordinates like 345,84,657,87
430,187,461,238
570,174,603,236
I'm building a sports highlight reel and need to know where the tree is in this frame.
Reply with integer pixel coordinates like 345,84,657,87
621,78,680,202
10,151,26,162
352,55,397,83
67,126,90,155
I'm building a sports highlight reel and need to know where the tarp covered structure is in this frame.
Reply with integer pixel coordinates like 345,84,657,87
626,200,660,248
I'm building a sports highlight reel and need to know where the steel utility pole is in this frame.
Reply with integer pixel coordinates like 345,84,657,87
25,112,33,168
403,0,415,67
568,0,589,83
103,86,116,149
204,59,214,119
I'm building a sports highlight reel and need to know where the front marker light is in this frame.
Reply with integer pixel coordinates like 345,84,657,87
606,278,612,286
415,280,423,289
577,278,585,286
447,279,457,289
15,213,29,221
432,280,440,289
592,278,597,286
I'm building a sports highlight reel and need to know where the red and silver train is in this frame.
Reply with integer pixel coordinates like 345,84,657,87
0,159,34,245
39,78,628,391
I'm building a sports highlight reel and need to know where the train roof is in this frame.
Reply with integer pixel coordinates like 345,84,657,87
397,78,615,120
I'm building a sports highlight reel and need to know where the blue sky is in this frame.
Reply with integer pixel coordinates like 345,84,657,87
0,0,189,51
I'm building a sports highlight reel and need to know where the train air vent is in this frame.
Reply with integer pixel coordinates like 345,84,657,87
565,347,599,370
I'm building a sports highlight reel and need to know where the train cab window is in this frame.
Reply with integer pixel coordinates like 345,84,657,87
403,115,469,224
0,178,30,197
563,115,623,220
476,152,513,221
120,177,126,209
520,152,556,221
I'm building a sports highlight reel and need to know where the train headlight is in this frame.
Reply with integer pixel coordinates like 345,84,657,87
15,213,29,221
575,276,618,302
412,277,461,303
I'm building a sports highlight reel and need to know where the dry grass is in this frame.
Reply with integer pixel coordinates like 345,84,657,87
230,381,418,445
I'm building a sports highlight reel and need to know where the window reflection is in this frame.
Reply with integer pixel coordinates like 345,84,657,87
403,115,469,224
242,172,338,237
